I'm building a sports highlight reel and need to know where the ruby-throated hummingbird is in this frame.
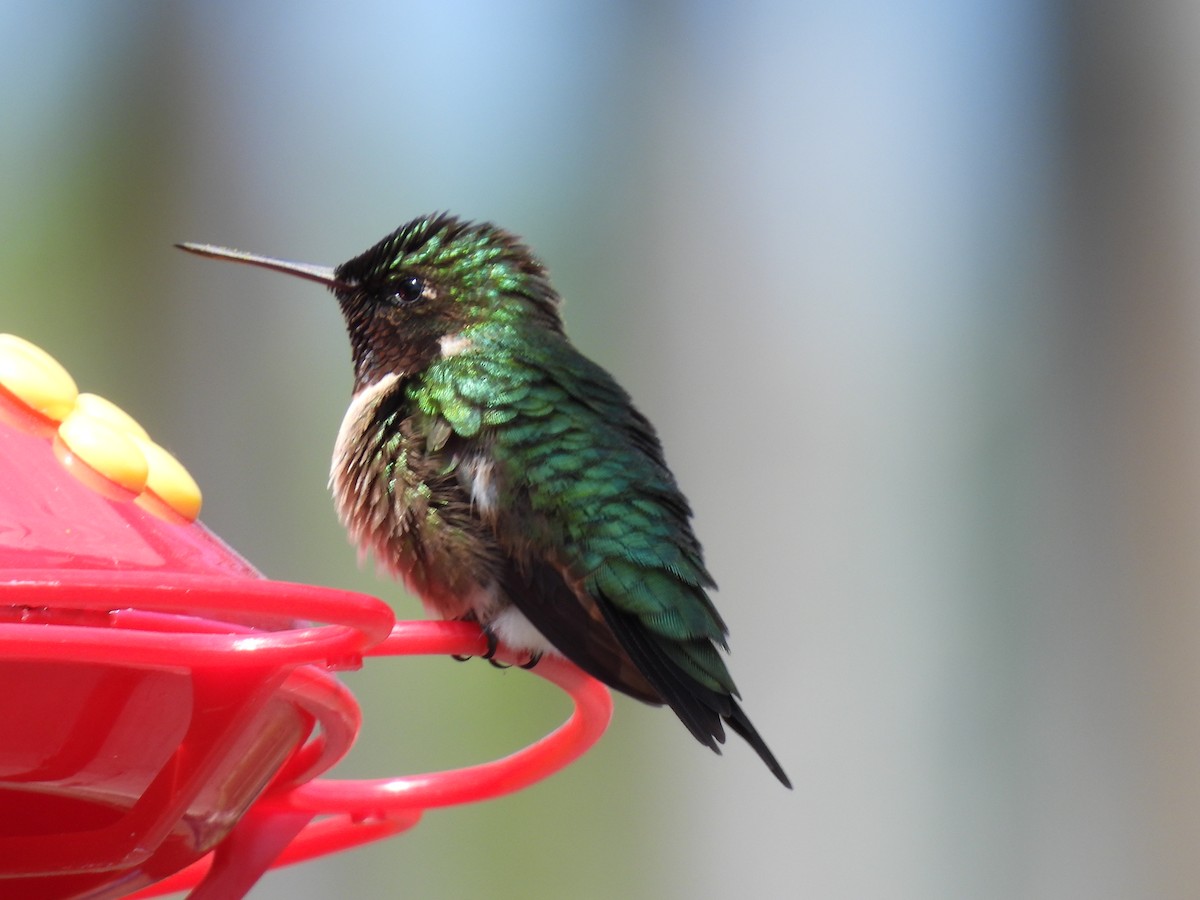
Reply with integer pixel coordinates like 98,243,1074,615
178,214,790,787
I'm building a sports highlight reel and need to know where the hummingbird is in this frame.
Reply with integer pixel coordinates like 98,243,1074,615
178,214,790,787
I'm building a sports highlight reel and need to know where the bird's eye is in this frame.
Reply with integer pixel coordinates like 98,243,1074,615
388,275,425,306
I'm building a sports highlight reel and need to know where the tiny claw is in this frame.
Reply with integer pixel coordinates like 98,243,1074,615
448,615,495,663
480,626,500,660
488,658,513,670
519,652,543,670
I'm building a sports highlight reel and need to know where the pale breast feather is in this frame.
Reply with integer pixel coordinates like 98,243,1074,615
456,451,499,517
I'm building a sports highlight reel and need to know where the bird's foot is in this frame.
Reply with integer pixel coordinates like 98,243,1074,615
479,626,514,668
480,625,499,660
453,623,504,664
450,625,536,670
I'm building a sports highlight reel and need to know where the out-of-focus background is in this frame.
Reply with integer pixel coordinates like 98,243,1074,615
4,1,1200,898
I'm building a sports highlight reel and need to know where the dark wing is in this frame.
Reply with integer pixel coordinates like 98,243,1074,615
497,553,661,703
418,326,789,786
417,328,792,787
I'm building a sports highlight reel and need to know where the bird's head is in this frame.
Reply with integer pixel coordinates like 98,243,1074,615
179,213,563,390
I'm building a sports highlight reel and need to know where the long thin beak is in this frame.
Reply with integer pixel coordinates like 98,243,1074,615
175,242,350,290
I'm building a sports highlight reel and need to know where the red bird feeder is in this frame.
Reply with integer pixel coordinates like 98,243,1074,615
0,334,611,900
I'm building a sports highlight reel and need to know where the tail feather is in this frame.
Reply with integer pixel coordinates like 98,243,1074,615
597,592,792,788
725,697,792,789
503,557,790,788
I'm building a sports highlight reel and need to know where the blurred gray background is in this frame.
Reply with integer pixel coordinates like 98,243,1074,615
4,1,1200,898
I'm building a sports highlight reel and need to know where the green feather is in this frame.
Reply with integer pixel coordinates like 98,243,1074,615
408,321,734,697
